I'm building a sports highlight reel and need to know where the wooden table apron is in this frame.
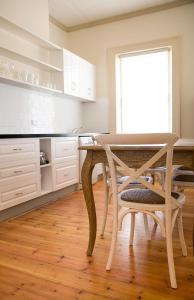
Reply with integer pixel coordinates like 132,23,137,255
80,145,194,256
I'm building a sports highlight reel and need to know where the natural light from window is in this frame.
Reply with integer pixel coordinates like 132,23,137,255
117,49,172,134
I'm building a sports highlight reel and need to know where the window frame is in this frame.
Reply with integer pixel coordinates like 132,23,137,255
107,37,181,136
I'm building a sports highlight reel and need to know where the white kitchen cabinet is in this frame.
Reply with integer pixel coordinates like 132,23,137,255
0,139,41,210
80,59,96,101
52,137,79,191
0,137,79,211
63,49,81,97
63,49,96,101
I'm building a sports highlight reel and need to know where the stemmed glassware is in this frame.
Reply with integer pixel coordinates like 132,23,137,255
0,59,57,90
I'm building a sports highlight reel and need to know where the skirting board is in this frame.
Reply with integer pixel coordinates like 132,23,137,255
0,184,78,222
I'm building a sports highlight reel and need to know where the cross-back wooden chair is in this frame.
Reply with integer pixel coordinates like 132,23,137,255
146,165,194,190
101,164,153,238
95,133,187,289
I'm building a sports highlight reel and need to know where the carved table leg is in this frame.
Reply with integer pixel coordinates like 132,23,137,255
81,151,96,256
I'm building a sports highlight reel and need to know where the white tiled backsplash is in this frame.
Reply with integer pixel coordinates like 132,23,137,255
0,83,83,134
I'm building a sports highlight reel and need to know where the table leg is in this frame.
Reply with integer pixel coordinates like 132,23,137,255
81,151,96,256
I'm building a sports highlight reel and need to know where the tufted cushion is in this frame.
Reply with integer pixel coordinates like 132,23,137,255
116,176,151,185
174,174,194,182
120,189,179,205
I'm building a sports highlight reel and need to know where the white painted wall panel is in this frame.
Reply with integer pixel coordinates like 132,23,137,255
0,0,49,39
0,83,82,134
68,4,194,137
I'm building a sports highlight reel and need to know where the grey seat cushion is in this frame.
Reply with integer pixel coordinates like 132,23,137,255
174,174,194,182
116,176,151,185
120,189,179,205
177,166,194,172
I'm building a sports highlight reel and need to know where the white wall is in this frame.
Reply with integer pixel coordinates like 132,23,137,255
68,4,194,137
0,0,83,134
49,22,68,48
0,0,49,39
0,83,82,134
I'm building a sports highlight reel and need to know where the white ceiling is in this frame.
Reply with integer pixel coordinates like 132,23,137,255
48,0,178,27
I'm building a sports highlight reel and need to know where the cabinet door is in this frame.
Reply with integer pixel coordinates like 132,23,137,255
63,49,72,95
80,59,95,101
86,62,95,101
63,49,80,97
63,49,95,101
70,53,80,96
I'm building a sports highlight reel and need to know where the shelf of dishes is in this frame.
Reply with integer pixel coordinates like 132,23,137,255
0,58,62,93
0,46,62,72
0,76,63,95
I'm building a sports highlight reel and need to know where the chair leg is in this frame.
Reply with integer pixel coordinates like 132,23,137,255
166,217,177,289
100,164,110,238
129,212,136,246
106,210,118,271
109,191,113,203
161,172,165,190
118,208,130,230
100,182,109,238
143,213,151,241
177,210,187,257
153,214,158,232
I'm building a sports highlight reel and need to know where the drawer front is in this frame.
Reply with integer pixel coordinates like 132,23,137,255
55,141,77,158
2,184,38,203
0,139,39,163
54,164,78,190
0,163,37,180
52,138,78,163
54,157,78,168
0,172,40,189
0,183,40,211
0,143,34,155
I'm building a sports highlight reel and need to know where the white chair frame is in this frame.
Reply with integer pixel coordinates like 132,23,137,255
96,133,187,289
101,164,152,240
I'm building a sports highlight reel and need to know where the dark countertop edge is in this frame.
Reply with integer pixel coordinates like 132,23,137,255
0,134,77,138
0,133,103,139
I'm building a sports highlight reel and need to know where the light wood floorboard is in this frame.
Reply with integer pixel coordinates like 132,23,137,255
0,181,194,300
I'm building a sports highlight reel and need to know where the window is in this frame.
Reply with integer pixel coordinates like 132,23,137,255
117,48,172,133
108,38,180,135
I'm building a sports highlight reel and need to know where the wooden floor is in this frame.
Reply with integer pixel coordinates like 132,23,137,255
0,181,194,300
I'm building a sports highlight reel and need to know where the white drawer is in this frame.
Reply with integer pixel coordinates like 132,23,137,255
0,182,40,211
1,184,38,203
53,164,78,191
0,139,39,163
52,138,78,163
0,163,37,179
55,157,78,168
0,172,39,189
0,143,34,155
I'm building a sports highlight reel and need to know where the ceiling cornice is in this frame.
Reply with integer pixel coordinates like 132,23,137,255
49,15,68,32
49,0,194,33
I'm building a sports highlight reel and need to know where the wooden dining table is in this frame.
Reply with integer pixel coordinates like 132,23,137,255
79,138,194,256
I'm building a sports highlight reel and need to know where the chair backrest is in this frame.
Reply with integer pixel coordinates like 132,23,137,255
95,133,179,207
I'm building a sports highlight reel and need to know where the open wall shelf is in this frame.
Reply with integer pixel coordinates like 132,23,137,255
0,16,96,102
0,76,63,95
0,16,62,50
